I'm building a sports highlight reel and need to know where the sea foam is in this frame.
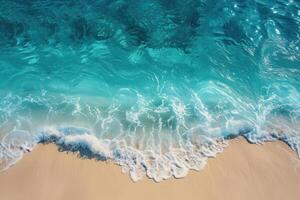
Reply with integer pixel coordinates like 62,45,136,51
1,122,299,182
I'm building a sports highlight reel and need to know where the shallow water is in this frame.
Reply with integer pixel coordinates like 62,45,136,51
0,0,299,182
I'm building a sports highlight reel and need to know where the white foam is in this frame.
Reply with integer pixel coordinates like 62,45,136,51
1,122,300,182
0,126,228,182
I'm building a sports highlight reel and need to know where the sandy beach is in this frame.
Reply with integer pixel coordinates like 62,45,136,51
0,137,299,200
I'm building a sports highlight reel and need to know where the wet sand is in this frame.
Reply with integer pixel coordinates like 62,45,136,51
0,137,300,200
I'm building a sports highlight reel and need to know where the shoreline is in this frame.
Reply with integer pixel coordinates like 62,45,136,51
0,137,300,200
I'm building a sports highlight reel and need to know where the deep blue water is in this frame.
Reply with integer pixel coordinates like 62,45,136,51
0,0,299,181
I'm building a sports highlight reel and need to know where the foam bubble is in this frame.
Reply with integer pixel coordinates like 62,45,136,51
1,120,300,182
0,126,228,182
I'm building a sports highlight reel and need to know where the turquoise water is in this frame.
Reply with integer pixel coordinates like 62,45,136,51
0,0,299,181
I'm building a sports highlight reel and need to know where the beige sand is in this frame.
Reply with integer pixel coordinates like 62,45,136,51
0,137,300,200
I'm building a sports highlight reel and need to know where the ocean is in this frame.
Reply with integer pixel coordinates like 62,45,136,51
0,0,299,182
